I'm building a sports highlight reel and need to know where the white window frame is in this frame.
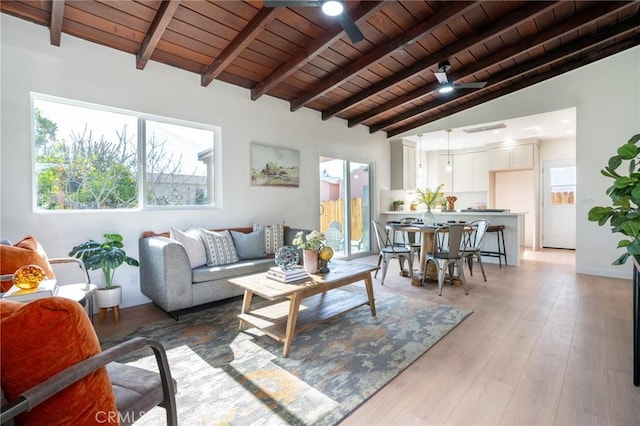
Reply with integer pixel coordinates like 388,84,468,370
31,93,222,212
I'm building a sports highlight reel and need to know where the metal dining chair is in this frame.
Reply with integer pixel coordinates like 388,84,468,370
372,220,413,285
424,223,470,295
461,219,489,281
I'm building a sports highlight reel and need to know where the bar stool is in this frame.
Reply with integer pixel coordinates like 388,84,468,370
480,224,507,267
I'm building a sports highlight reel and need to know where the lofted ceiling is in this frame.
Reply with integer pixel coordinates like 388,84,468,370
2,1,638,138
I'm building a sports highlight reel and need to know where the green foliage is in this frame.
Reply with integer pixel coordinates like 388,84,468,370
588,133,640,265
68,233,139,289
416,184,444,208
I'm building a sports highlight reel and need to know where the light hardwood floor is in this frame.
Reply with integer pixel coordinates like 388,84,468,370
94,249,640,425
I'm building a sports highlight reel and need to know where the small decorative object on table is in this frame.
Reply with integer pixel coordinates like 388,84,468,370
12,264,46,290
292,230,325,274
318,245,334,273
274,246,299,271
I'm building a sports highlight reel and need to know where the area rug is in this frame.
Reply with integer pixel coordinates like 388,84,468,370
101,289,472,425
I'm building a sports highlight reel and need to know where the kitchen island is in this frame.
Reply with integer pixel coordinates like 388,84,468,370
382,210,526,266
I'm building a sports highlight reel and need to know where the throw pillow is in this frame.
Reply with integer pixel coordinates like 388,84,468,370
0,298,118,425
0,236,56,292
252,221,285,255
230,229,267,260
170,226,207,268
200,229,239,266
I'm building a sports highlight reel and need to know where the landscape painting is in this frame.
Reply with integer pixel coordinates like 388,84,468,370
250,143,300,187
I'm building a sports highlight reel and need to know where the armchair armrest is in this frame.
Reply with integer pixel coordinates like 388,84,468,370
1,337,177,425
48,257,91,287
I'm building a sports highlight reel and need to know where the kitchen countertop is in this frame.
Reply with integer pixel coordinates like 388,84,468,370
382,210,526,216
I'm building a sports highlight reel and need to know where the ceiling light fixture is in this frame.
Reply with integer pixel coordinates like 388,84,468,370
438,83,454,94
445,129,452,172
417,133,423,170
462,123,506,133
321,0,343,16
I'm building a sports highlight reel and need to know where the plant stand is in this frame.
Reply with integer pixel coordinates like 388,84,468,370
99,306,120,323
96,286,122,323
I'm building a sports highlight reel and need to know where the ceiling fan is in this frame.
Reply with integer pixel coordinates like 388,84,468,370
434,60,488,94
263,0,365,44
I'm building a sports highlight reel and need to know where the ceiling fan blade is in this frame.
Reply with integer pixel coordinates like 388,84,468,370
453,82,487,89
434,72,449,84
263,0,319,7
336,11,365,43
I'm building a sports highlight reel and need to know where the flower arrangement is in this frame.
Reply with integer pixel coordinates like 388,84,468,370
292,230,325,251
416,184,444,209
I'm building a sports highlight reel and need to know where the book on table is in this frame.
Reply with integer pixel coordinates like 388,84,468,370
267,267,309,283
1,279,59,303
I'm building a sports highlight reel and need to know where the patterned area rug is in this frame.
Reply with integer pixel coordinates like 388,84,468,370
101,288,472,425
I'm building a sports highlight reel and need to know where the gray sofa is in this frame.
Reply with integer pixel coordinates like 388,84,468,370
138,226,308,318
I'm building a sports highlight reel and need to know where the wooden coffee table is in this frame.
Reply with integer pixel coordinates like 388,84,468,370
228,260,378,357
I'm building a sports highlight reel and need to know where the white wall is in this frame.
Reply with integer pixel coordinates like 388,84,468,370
395,46,640,279
0,15,388,307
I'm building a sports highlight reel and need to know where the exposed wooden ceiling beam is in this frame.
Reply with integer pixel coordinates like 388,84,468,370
348,1,631,128
385,33,640,138
202,6,279,87
289,1,478,112
49,0,65,46
326,1,557,123
251,1,384,101
136,0,181,70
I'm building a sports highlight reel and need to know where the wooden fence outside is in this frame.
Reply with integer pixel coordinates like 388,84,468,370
320,198,363,241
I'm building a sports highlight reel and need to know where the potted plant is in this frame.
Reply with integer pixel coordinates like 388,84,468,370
292,230,325,273
588,132,640,387
416,184,444,224
588,133,640,265
392,200,405,211
69,233,139,308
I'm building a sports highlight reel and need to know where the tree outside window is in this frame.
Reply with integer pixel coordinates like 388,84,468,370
33,96,216,210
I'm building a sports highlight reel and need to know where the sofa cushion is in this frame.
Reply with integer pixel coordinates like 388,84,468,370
230,229,266,260
0,236,56,292
191,258,275,283
170,226,207,268
252,221,284,255
0,298,117,425
200,229,239,266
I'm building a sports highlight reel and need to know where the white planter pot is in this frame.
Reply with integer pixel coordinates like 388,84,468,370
96,286,122,308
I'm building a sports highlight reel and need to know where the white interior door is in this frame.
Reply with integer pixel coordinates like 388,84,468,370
542,159,576,249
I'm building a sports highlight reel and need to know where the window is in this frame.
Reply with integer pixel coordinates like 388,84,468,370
33,94,219,211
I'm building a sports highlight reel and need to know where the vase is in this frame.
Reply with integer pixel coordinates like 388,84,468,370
422,207,436,225
302,249,319,274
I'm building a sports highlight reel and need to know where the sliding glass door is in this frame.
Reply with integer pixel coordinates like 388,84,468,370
319,157,372,258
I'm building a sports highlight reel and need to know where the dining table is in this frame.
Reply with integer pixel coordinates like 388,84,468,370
385,220,472,286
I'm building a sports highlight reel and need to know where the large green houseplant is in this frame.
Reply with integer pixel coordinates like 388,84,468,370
69,233,139,309
588,133,640,265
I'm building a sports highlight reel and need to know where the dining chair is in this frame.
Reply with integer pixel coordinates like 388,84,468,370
461,219,489,281
371,220,413,284
425,224,469,296
399,217,422,264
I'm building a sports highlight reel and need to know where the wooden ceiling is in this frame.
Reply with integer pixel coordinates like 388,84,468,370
2,1,639,138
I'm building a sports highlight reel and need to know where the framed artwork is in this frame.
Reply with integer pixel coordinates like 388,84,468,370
250,143,300,187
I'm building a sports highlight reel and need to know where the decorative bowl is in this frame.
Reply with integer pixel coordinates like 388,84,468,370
13,264,46,290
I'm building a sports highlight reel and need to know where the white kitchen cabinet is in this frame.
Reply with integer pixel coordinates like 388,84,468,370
451,151,488,192
390,139,416,190
488,144,534,171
